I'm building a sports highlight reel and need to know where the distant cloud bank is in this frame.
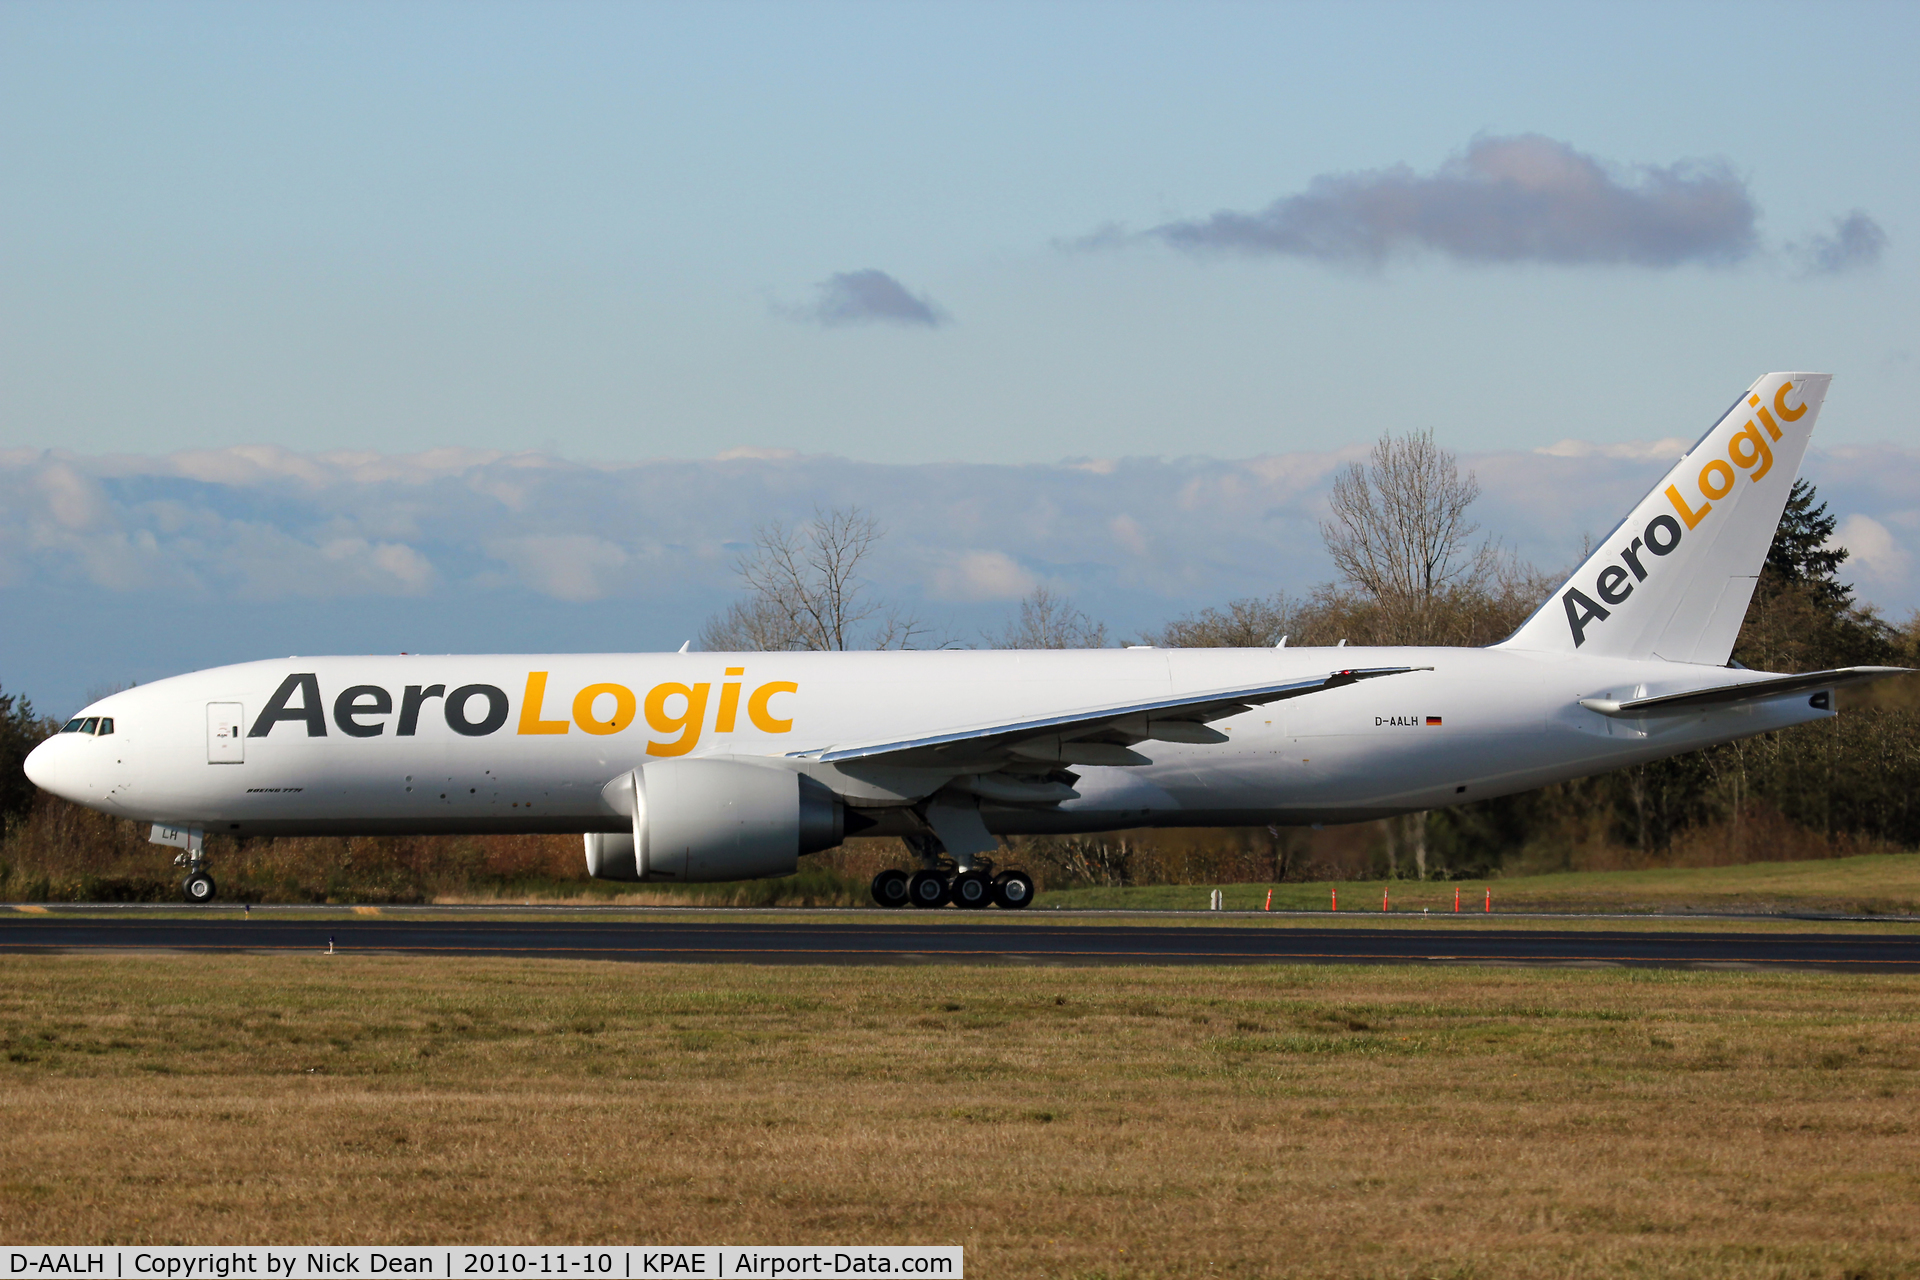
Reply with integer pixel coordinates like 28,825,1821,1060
782,268,948,327
4,439,1913,619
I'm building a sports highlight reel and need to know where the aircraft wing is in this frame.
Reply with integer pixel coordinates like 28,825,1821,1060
793,665,1429,767
1579,666,1911,716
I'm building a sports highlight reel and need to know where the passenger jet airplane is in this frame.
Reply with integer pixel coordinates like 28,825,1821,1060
25,372,1909,907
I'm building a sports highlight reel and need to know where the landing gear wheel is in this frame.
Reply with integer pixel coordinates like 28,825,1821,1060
908,869,951,909
993,869,1034,910
181,871,217,904
952,870,994,910
870,868,911,909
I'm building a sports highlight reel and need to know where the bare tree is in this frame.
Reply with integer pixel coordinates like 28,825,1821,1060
1322,430,1500,878
700,507,930,652
699,595,809,653
1321,429,1496,645
1145,592,1302,648
994,586,1110,649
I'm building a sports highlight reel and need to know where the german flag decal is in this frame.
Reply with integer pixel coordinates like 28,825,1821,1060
1426,716,1443,726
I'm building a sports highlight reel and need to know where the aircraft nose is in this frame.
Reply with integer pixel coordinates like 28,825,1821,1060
24,735,85,803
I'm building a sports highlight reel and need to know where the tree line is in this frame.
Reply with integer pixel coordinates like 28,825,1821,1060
3,431,1916,899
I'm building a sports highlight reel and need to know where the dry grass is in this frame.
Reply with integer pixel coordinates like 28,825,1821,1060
1,957,1918,1278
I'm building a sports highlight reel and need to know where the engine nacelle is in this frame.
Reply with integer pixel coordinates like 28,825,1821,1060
583,758,844,883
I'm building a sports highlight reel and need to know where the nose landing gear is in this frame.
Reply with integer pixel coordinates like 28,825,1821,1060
151,823,218,903
181,868,218,903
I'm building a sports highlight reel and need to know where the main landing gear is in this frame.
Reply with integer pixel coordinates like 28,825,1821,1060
869,866,1034,910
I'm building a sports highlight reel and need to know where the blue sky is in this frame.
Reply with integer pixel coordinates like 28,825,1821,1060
4,1,1914,462
2,1,1917,711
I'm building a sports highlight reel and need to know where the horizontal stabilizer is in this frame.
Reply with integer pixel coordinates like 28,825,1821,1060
794,665,1428,766
1578,666,1910,717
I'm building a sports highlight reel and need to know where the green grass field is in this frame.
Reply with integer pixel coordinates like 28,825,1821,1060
1038,851,1920,916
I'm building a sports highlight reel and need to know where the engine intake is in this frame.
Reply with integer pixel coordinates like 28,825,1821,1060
583,758,844,883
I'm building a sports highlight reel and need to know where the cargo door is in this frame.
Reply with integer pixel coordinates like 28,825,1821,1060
207,703,245,764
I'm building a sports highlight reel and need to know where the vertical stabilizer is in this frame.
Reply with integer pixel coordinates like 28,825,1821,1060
1500,372,1831,664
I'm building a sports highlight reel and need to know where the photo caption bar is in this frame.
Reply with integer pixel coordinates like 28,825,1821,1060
5,1250,961,1280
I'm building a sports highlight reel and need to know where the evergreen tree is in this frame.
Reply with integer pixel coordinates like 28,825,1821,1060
1,684,54,827
1765,479,1852,613
1736,479,1895,672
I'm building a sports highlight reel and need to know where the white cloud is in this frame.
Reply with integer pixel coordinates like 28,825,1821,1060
486,534,630,603
319,539,438,595
1831,514,1908,584
929,551,1036,602
1108,515,1149,557
35,463,110,531
1538,438,1690,461
714,446,801,462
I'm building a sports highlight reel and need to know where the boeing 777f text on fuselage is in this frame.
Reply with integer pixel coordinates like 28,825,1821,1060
26,373,1907,907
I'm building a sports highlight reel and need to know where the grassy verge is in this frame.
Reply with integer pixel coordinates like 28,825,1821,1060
1039,850,1920,916
12,903,1920,935
1,955,1916,1277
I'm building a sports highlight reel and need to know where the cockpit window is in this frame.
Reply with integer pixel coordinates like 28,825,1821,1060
79,718,100,735
96,718,114,736
62,718,85,733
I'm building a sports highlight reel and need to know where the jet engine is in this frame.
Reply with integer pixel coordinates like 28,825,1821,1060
583,758,844,883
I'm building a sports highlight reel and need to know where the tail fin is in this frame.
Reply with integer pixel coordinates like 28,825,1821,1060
1500,372,1832,664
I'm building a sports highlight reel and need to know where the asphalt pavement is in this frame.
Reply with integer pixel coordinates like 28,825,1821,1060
3,915,1917,969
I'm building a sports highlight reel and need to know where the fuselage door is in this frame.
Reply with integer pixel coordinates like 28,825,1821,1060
207,703,245,764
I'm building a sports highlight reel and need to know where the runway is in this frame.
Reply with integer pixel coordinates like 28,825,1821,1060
3,915,1917,969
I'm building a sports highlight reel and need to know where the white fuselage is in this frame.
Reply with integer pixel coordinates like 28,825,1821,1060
25,645,1830,838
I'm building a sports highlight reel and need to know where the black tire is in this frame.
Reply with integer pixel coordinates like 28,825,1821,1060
181,871,217,904
870,868,911,909
952,870,993,910
993,869,1034,909
908,869,950,909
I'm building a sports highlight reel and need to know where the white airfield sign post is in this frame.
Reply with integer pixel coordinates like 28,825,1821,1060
23,373,1910,905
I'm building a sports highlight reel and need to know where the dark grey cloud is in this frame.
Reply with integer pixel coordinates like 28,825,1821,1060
1791,210,1888,275
787,269,947,328
1152,135,1758,268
